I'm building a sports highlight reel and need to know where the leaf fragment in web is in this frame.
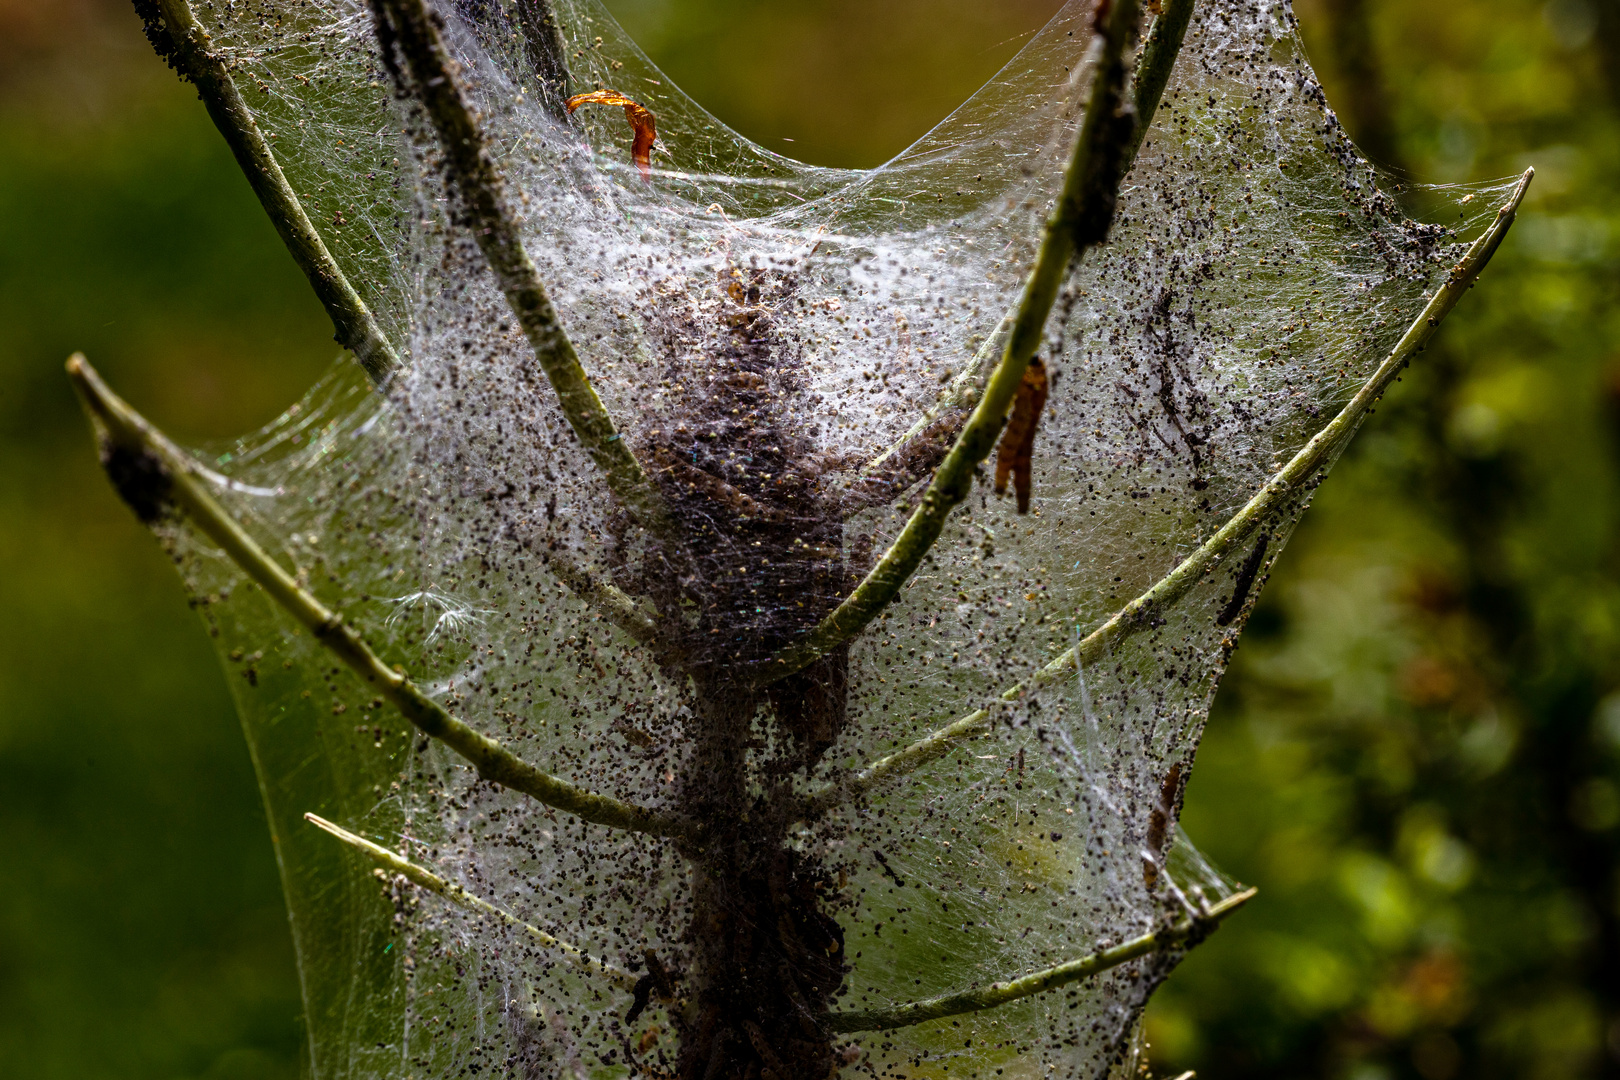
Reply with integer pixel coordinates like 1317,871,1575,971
565,89,657,179
996,356,1050,514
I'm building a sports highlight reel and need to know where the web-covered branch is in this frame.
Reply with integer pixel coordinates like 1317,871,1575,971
368,0,672,534
1126,0,1196,165
515,0,573,119
67,355,693,841
133,0,400,382
304,813,641,991
762,0,1149,685
850,0,1195,496
803,168,1532,817
828,888,1255,1033
92,0,1528,1072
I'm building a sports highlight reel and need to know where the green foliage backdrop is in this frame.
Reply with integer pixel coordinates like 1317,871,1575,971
1,1,1615,1078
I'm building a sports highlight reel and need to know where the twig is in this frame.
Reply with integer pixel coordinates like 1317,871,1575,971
134,0,661,631
516,0,573,119
1125,0,1197,166
304,812,640,990
548,557,660,646
854,0,1197,482
763,0,1148,684
135,0,400,382
802,169,1532,817
66,354,693,841
800,702,1004,818
1033,170,1532,677
856,317,1009,481
368,0,670,534
827,888,1256,1032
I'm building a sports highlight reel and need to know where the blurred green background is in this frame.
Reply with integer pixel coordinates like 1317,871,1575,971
1,1,1615,1077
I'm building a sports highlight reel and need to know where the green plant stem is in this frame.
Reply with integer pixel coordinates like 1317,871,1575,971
855,0,1196,482
67,354,692,841
369,0,670,534
516,0,573,119
803,168,1532,817
857,319,1012,480
143,0,399,382
549,558,659,645
304,812,640,990
1126,0,1196,165
150,1,662,653
828,887,1256,1033
765,0,1148,684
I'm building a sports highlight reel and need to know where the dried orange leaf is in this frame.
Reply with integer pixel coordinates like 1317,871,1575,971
994,357,1049,514
565,89,657,180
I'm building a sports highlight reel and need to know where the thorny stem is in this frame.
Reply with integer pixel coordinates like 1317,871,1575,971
827,888,1256,1032
804,168,1533,817
765,0,1148,684
136,0,400,382
856,0,1196,480
368,0,671,534
304,812,641,991
66,354,693,841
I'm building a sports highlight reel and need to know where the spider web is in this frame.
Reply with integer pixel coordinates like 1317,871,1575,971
147,1,1515,1077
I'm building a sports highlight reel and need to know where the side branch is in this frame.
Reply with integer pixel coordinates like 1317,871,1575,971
67,355,692,841
828,888,1256,1033
853,0,1197,482
764,0,1148,684
137,0,399,382
1039,169,1533,678
549,558,660,646
304,813,640,991
805,169,1532,816
516,0,573,119
1125,0,1196,165
369,0,670,533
